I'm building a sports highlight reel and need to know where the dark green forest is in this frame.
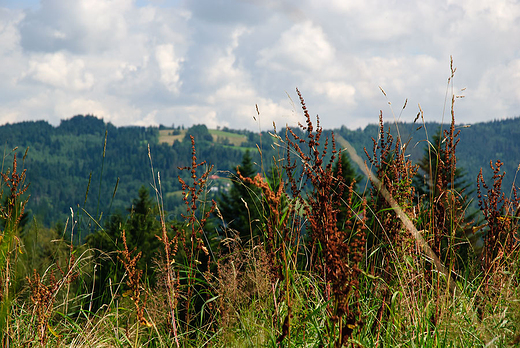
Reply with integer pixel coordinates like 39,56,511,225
1,114,519,234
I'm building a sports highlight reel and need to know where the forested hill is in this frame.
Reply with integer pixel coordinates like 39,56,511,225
0,115,282,228
1,114,519,230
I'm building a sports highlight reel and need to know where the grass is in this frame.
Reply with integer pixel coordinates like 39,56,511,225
209,130,248,146
158,129,186,145
1,67,520,346
158,129,247,147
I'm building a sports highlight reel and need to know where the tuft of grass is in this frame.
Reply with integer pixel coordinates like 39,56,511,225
0,151,30,345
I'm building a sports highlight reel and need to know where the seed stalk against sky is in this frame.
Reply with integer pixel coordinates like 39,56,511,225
1,0,519,130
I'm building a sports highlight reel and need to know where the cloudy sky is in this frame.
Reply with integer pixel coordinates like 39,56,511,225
1,0,519,131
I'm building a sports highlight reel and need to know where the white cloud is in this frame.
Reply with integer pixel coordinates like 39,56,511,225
0,8,24,52
259,21,335,72
449,0,520,31
189,108,219,129
1,0,520,131
466,59,520,122
326,0,415,42
55,97,108,119
19,0,131,53
23,52,94,90
53,94,149,125
155,44,183,94
133,110,159,126
314,82,356,105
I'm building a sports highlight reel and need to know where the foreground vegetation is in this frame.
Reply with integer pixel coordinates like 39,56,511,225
1,75,520,346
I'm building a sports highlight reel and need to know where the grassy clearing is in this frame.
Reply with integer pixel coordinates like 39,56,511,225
158,128,247,147
158,129,186,145
209,129,247,146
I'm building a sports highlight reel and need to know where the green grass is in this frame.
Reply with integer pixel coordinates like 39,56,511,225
158,129,186,145
158,129,248,147
209,130,247,146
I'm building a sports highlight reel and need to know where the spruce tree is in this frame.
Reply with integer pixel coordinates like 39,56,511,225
413,130,477,267
86,185,162,306
333,152,362,191
414,133,472,199
125,185,163,278
217,150,262,242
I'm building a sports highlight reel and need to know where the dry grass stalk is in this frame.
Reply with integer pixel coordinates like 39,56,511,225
177,135,216,330
26,243,78,345
149,144,180,347
364,112,418,275
1,152,30,344
341,136,459,295
236,170,292,281
118,229,148,327
477,160,520,291
285,89,367,347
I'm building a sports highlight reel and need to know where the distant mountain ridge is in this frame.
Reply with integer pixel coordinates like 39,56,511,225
1,114,519,229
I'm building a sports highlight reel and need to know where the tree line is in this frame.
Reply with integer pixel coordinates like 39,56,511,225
1,114,519,233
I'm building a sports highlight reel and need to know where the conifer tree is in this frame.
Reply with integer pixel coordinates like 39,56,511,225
414,133,472,199
217,150,262,242
413,129,476,267
125,185,163,275
86,185,162,306
333,151,362,193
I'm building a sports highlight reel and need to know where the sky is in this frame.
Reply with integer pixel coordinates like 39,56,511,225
1,0,520,131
